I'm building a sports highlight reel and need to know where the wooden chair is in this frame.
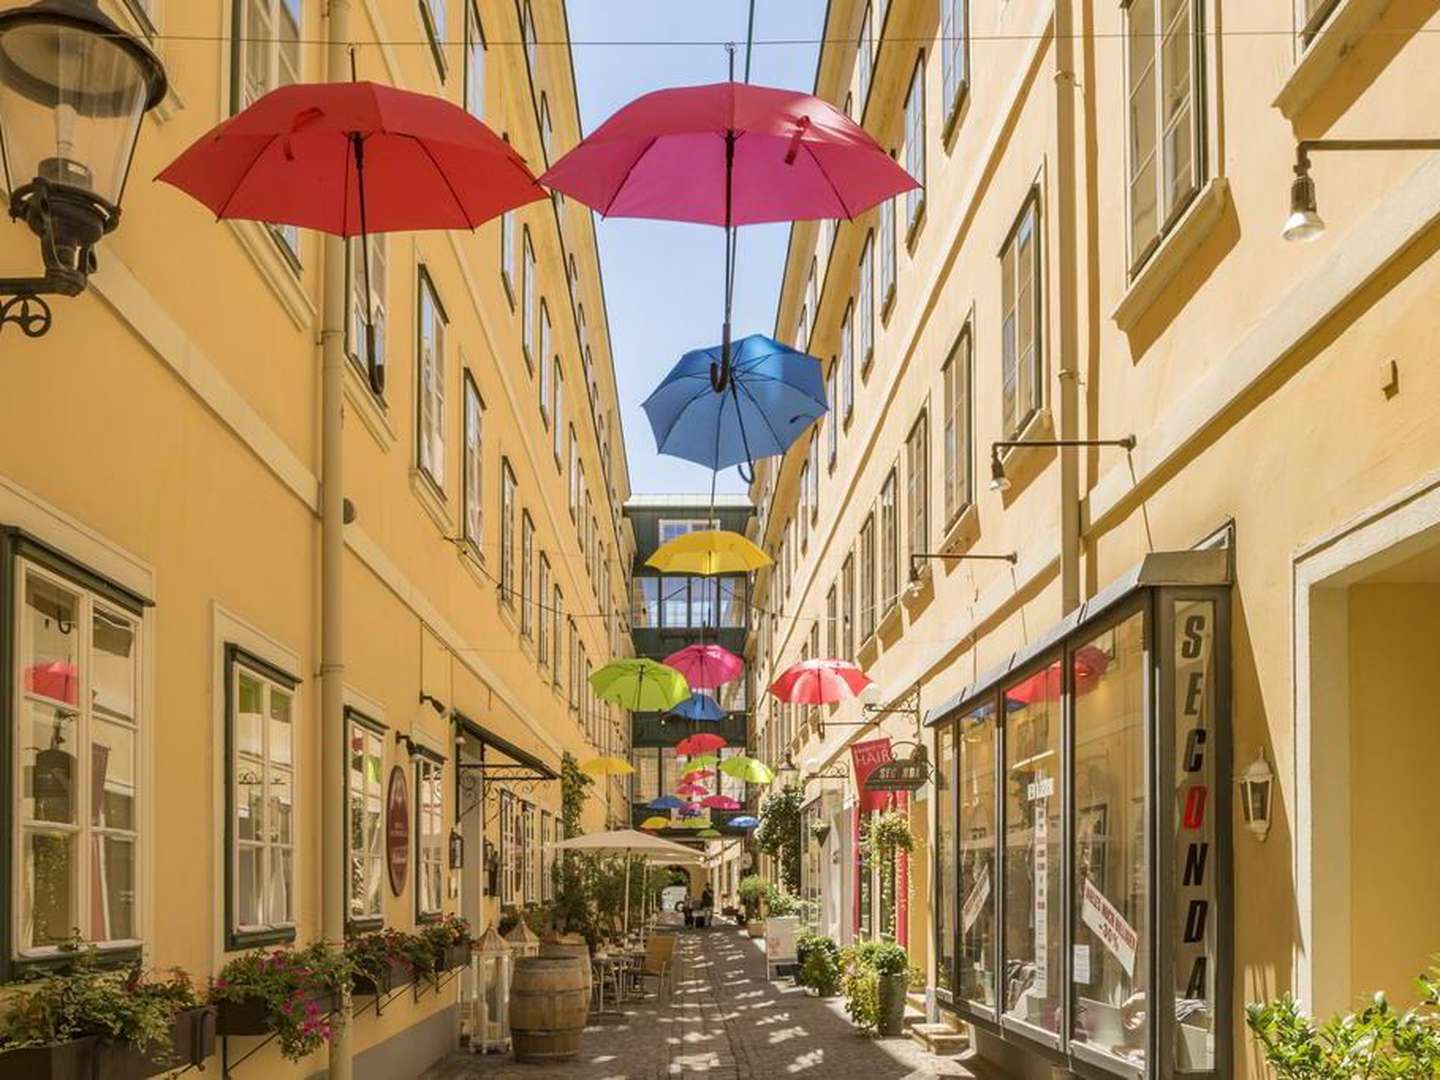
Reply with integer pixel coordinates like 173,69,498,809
633,932,677,998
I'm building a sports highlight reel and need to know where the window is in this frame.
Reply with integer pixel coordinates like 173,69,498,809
538,302,552,422
806,260,819,331
937,722,956,997
522,229,536,368
825,585,838,658
719,577,747,628
417,269,447,489
16,560,144,957
841,553,855,660
462,374,484,552
568,430,580,520
500,211,515,300
1126,0,1201,271
463,0,484,117
956,703,996,1011
551,587,564,687
826,362,839,467
942,327,973,524
539,93,552,165
880,471,899,612
520,512,534,638
859,232,875,371
346,234,387,394
906,412,928,573
879,194,896,313
226,647,295,945
859,515,876,640
904,56,926,236
799,463,810,550
661,577,689,629
540,811,555,901
416,755,444,919
347,713,384,925
841,302,855,422
633,577,659,628
500,459,516,606
657,518,718,544
796,304,809,351
1301,0,1341,42
633,750,660,804
537,554,551,664
523,803,539,903
567,621,579,708
857,4,874,114
233,0,302,260
499,791,519,905
552,361,564,462
522,0,537,79
420,0,447,78
941,0,968,130
1001,196,1042,438
807,436,820,524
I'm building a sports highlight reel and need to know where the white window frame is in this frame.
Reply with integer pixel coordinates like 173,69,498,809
537,554,551,665
1000,192,1043,440
906,411,929,577
346,713,384,926
826,361,839,468
462,371,484,554
419,0,447,79
657,519,719,544
345,234,387,396
233,0,303,264
500,210,515,302
522,228,536,369
415,755,444,920
520,511,535,638
880,194,897,315
463,0,485,118
538,300,552,424
841,301,855,423
417,267,448,490
904,54,927,239
941,0,969,134
500,459,516,607
942,324,974,525
859,231,875,372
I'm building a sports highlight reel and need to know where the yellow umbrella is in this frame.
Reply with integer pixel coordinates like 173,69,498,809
646,529,771,575
639,816,671,830
580,756,634,777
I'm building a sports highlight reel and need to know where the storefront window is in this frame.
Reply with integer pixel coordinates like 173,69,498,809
957,705,996,1012
1072,610,1148,1070
936,723,956,996
1003,660,1064,1037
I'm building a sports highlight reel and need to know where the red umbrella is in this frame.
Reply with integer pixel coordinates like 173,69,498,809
540,80,915,389
159,80,544,389
1005,646,1110,706
769,659,873,705
675,733,726,757
682,769,715,783
663,643,743,691
675,782,709,798
702,795,742,811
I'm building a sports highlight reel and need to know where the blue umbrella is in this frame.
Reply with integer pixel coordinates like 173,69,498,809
649,795,684,810
642,334,828,477
668,693,726,722
728,815,760,829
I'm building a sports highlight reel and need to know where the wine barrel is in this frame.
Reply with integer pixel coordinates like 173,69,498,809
540,940,593,1000
510,956,589,1063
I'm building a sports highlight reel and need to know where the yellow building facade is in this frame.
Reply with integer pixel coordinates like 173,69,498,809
750,0,1440,1077
0,0,631,1075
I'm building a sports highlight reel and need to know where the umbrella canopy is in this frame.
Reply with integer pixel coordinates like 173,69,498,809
642,335,827,471
663,643,744,690
591,658,691,712
675,782,709,797
769,659,874,705
676,733,727,757
650,533,771,576
24,661,78,704
728,815,760,829
679,817,713,830
718,756,775,785
639,816,671,830
701,795,742,810
1005,646,1111,706
648,795,685,810
538,80,915,227
678,803,705,818
681,753,720,770
545,828,699,937
696,829,722,839
681,769,715,782
580,756,634,777
667,693,727,722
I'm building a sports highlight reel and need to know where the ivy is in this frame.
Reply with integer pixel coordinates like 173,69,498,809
754,783,804,892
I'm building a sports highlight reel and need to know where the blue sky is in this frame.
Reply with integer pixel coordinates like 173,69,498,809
567,0,827,498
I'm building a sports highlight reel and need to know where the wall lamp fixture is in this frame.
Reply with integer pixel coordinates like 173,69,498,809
1285,139,1440,243
419,692,448,715
990,436,1136,492
910,552,1017,577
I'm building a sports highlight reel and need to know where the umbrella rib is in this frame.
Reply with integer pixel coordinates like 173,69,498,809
212,135,288,224
602,135,661,218
804,142,856,221
409,134,480,230
733,378,789,449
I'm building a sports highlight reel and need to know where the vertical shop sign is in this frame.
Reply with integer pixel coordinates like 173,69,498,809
1033,805,1049,997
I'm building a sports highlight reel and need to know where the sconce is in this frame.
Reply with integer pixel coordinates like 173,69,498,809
1237,750,1273,841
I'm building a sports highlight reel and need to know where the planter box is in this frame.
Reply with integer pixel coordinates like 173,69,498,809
0,1009,217,1080
216,990,337,1036
0,1037,99,1080
352,957,413,997
435,942,469,973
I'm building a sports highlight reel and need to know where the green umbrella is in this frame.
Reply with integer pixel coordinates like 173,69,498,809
696,828,722,838
719,755,775,785
679,816,713,830
589,658,690,712
680,753,719,769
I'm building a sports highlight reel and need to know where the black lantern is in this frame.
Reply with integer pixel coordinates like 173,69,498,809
0,0,166,336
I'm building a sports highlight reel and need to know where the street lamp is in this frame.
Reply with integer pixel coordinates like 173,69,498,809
1281,139,1440,244
0,0,166,336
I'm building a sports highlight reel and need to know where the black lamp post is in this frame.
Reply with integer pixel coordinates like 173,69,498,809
0,0,166,336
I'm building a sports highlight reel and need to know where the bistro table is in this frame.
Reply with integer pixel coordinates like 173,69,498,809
590,954,629,1016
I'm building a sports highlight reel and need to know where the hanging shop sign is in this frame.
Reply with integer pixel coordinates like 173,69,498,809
449,827,465,870
386,765,410,896
863,744,932,792
1175,599,1218,1008
850,737,895,811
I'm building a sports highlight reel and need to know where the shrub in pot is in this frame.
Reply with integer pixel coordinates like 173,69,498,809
795,932,842,997
738,875,769,936
840,941,914,1036
210,941,350,1061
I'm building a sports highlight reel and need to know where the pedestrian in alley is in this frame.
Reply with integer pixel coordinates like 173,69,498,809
699,884,715,929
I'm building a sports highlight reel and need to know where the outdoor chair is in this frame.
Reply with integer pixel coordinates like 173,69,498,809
632,932,677,999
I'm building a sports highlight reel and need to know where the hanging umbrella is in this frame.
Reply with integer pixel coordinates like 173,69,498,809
539,80,916,389
667,693,727,722
728,815,760,829
678,803,705,818
648,795,685,810
580,756,634,778
679,816,713,830
702,795,742,811
650,533,771,576
643,335,827,476
639,816,672,830
548,829,698,937
675,782,709,797
663,643,744,690
159,80,544,393
696,829,722,839
680,753,720,770
591,658,691,712
769,659,874,705
719,756,775,785
676,732,727,757
681,769,716,783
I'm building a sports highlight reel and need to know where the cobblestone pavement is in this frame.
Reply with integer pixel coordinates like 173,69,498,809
423,925,980,1080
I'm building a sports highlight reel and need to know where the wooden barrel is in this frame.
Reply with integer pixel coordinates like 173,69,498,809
510,956,589,1063
540,941,592,999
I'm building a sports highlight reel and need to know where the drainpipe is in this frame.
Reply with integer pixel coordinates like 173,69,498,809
322,2,353,1079
1054,0,1081,615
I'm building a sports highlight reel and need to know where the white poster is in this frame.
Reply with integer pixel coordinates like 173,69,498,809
1033,806,1049,998
1073,944,1092,985
961,864,991,933
1082,878,1138,978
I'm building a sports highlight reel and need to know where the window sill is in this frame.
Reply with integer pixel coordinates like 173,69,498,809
13,942,142,977
226,926,296,952
996,408,1055,494
1112,177,1231,332
940,504,980,555
410,468,451,535
878,601,903,638
905,204,927,253
1273,0,1391,120
225,220,315,332
344,361,396,450
346,915,383,936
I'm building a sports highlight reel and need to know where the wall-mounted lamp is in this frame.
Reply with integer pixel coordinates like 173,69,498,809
910,551,1017,578
1237,750,1273,841
419,692,447,716
1283,138,1440,243
989,435,1137,493
396,732,419,757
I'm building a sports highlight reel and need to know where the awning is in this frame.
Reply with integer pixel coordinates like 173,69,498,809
924,548,1232,727
454,711,559,781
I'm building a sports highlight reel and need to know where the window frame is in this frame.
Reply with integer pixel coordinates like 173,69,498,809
522,228,536,370
1299,0,1342,43
345,708,386,931
416,266,449,492
499,459,517,607
880,193,897,317
880,469,899,613
414,751,445,922
841,301,855,425
999,190,1044,441
462,371,484,556
904,53,927,242
941,0,970,137
537,553,551,665
520,511,535,639
943,323,974,527
906,411,929,577
419,0,447,80
463,0,485,118
344,233,388,399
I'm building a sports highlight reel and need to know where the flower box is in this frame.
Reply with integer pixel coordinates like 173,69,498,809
351,957,412,997
104,1006,218,1078
215,990,336,1037
435,942,469,973
0,1037,100,1080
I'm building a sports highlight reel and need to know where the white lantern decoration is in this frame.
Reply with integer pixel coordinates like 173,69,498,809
504,919,541,960
471,925,512,1054
1237,751,1273,841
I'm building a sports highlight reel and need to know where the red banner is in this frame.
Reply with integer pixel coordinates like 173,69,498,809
850,737,895,814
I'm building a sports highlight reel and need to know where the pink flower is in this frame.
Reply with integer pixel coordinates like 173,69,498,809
214,978,228,990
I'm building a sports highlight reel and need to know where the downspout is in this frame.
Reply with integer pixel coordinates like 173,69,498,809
322,2,353,1079
1054,0,1081,615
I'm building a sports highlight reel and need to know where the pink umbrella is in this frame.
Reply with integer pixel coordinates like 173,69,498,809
663,643,743,691
682,769,716,783
676,733,727,757
675,782,710,798
702,795,742,811
769,659,874,705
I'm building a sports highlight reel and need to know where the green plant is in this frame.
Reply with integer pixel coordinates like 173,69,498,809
763,884,800,917
755,784,805,891
560,751,592,839
417,913,472,954
346,927,437,990
210,941,350,1061
0,948,199,1064
796,932,842,996
839,941,916,1033
1246,968,1440,1078
862,810,914,863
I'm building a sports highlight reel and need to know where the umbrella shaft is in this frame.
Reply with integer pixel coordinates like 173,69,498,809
352,133,381,396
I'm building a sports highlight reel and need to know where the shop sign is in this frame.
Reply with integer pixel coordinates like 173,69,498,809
1175,601,1217,1007
386,765,410,896
864,755,928,792
850,738,895,812
1081,878,1138,977
1033,806,1049,997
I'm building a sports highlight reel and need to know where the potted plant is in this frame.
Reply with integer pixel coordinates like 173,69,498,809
795,932,841,997
210,941,349,1061
840,941,915,1036
809,819,832,846
346,929,430,996
418,914,473,974
738,876,769,938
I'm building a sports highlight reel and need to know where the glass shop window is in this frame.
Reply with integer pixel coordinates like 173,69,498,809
957,703,997,1013
936,722,956,997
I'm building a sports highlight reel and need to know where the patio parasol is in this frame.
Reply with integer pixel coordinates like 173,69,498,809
768,659,874,705
675,782,709,798
639,816,671,830
681,769,715,782
648,795,685,810
663,643,744,690
547,829,698,938
1005,646,1111,707
701,795,742,811
728,815,760,829
649,532,771,576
